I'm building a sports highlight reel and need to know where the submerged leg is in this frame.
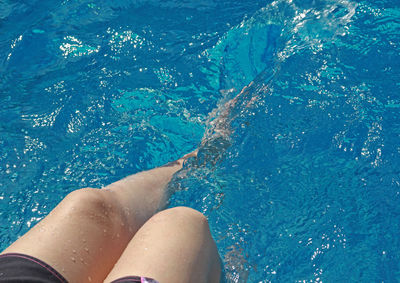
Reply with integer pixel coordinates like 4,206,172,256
105,207,221,283
1,153,196,282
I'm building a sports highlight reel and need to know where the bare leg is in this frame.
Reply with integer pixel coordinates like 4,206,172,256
1,153,196,282
104,151,198,232
105,207,221,283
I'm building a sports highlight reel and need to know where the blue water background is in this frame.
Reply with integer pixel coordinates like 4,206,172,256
1,0,400,281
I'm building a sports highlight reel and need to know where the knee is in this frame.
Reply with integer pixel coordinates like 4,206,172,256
154,206,210,231
58,188,125,228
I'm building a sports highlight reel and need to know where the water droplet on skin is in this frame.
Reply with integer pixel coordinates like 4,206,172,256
84,247,89,253
103,229,107,234
80,258,84,263
88,276,92,282
71,257,76,262
116,233,120,238
72,249,76,254
82,238,87,243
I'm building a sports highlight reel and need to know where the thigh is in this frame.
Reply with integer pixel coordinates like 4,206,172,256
105,207,221,283
1,188,134,283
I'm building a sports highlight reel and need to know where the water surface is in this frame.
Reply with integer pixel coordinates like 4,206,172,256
1,0,400,281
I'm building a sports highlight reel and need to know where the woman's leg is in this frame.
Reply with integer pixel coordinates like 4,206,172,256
1,153,195,283
105,206,221,283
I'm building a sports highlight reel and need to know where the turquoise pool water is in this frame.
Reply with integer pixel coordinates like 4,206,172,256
1,0,400,281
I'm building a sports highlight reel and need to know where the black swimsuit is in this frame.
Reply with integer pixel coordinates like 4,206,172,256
0,253,159,283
